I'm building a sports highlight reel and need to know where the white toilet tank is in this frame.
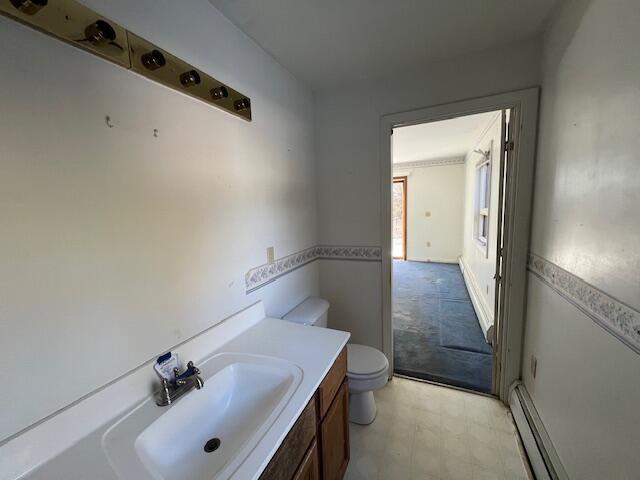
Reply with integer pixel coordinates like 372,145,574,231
282,296,329,327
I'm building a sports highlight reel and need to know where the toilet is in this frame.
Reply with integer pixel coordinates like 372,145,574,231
283,296,389,425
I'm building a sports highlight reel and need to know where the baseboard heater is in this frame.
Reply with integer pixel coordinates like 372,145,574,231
509,382,569,480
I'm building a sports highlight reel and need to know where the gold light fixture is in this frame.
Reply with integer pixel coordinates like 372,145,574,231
0,0,251,120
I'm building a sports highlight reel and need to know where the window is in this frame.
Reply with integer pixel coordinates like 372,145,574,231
392,176,407,259
474,144,491,252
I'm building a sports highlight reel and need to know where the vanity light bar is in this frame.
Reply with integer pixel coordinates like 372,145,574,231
0,0,252,121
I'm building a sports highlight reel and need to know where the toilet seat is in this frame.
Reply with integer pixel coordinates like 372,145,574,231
346,344,389,378
346,344,389,394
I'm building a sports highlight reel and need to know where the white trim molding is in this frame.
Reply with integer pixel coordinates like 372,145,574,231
510,381,569,480
393,156,465,170
245,245,382,293
527,253,640,355
459,256,494,343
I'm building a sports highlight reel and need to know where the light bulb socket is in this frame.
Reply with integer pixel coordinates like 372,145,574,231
141,49,166,71
210,86,229,100
179,70,201,87
84,20,116,46
234,97,250,112
10,0,47,15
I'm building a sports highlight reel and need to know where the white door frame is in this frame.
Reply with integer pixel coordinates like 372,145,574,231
380,87,539,401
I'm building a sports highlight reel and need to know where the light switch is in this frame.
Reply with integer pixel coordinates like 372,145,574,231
427,242,431,247
267,246,275,264
425,211,431,217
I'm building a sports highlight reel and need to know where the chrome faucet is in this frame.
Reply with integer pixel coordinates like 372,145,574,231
176,373,204,390
155,361,204,406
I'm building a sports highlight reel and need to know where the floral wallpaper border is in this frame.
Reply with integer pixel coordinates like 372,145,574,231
245,245,382,293
527,253,640,355
315,245,383,261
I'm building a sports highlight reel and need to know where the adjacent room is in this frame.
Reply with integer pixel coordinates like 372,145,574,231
391,111,505,394
1,1,639,480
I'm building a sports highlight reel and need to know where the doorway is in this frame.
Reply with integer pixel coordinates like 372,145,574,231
392,110,507,393
392,176,407,260
380,88,539,400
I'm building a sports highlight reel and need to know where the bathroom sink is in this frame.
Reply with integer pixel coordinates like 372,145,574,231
102,353,302,480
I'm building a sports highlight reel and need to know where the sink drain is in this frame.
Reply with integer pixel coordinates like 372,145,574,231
204,438,221,453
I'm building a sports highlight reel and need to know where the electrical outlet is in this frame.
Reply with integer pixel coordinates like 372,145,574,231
425,211,431,217
530,355,538,379
267,246,275,264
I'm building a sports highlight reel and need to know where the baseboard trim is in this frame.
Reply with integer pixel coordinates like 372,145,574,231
405,257,459,264
509,382,569,480
458,256,493,343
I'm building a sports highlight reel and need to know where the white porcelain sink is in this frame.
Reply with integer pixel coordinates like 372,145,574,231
102,353,302,480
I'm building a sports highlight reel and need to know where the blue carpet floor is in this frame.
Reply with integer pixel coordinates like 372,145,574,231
393,260,493,393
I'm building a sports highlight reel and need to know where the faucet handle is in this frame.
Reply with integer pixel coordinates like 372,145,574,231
186,361,200,375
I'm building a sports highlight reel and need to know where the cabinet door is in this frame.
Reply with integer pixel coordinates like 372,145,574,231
318,348,347,418
320,380,350,480
293,439,320,480
260,396,317,480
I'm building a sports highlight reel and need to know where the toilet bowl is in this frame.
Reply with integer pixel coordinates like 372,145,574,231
345,343,389,424
282,296,389,425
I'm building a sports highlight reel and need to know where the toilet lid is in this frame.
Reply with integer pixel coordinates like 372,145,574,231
347,344,389,377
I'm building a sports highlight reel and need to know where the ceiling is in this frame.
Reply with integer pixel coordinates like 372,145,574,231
393,111,498,164
208,0,560,90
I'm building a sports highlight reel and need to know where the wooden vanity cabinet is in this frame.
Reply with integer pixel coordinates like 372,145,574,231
318,380,349,480
260,347,349,480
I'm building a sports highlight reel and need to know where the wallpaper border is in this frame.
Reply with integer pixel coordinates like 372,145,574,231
527,253,640,354
245,245,382,293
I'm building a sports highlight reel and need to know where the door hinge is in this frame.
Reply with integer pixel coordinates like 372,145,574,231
505,140,514,152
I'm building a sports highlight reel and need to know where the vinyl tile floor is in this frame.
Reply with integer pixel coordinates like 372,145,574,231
345,377,530,480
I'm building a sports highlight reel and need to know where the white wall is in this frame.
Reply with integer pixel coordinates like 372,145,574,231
461,112,502,335
0,0,318,442
394,163,465,263
316,38,541,350
522,0,640,477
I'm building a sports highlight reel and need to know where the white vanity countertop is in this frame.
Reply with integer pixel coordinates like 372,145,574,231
206,318,350,480
12,315,349,480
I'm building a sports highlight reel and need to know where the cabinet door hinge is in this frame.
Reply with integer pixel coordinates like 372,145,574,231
505,140,514,152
